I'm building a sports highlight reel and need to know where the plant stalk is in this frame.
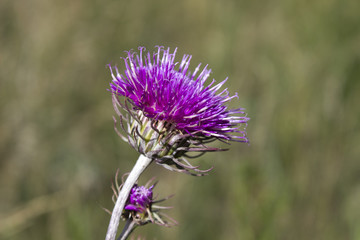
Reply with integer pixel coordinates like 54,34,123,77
117,218,137,240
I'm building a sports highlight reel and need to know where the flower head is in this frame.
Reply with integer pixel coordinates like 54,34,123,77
125,184,154,213
109,46,249,175
110,171,176,227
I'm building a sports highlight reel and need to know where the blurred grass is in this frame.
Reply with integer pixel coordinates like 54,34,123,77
1,0,360,239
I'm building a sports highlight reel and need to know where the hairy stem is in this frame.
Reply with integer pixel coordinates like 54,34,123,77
105,155,152,240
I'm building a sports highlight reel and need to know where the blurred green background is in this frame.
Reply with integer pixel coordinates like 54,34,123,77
1,0,359,239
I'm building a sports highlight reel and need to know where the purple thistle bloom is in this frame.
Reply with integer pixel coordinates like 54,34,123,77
110,46,248,140
110,172,177,227
109,46,249,175
125,184,154,213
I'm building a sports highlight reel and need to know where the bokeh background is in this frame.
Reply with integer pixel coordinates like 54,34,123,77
1,0,360,239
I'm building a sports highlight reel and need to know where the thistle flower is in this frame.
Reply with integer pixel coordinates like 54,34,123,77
124,184,153,214
110,171,176,227
109,46,249,175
